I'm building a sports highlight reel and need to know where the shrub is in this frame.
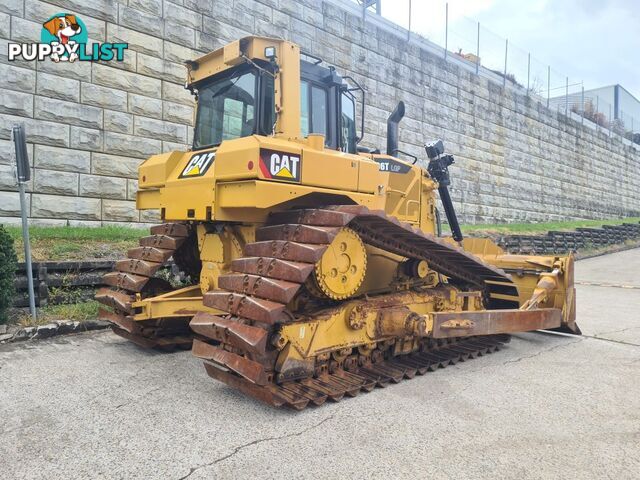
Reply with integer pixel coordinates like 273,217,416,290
0,225,18,324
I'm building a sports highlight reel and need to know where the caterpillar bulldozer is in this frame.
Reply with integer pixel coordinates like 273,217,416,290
97,36,580,410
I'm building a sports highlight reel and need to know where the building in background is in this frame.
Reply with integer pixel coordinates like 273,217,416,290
584,85,640,134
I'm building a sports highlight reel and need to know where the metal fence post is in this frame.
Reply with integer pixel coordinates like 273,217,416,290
503,39,508,88
609,104,612,137
11,125,36,321
546,66,550,108
476,21,480,75
581,85,584,126
444,3,448,60
526,53,530,94
407,0,411,41
565,76,569,115
596,95,600,132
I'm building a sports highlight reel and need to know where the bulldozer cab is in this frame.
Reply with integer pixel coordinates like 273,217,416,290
187,36,359,154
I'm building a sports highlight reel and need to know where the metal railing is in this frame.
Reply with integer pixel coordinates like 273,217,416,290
352,0,640,145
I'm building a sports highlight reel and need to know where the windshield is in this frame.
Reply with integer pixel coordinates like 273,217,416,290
193,69,257,149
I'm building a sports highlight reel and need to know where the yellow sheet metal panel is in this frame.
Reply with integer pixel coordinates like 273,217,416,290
214,180,380,223
365,154,422,223
357,158,380,194
300,148,359,191
213,136,261,181
188,36,277,84
274,40,301,139
136,189,160,210
138,151,184,188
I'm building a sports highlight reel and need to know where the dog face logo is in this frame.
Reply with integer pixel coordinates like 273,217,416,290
40,13,87,62
43,15,82,45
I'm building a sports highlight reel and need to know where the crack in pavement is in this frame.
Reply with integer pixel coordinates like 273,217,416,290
463,338,585,373
177,415,335,480
590,326,640,337
580,334,640,347
500,338,585,366
114,385,163,409
575,281,640,290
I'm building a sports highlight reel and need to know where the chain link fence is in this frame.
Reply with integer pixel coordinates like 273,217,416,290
353,0,640,145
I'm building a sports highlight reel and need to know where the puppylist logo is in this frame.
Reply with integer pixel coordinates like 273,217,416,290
8,13,127,63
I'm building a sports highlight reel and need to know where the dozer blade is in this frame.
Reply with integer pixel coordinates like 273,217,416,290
231,257,314,283
218,273,301,304
190,312,269,355
193,339,268,385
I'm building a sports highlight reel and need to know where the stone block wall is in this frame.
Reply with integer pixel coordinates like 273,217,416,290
0,0,638,227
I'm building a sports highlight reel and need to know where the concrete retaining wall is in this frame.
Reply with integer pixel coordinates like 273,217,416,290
1,0,638,226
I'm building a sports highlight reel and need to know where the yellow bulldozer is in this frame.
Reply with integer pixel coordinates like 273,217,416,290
96,37,579,409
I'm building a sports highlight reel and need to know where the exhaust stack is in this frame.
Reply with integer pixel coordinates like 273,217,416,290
386,101,405,156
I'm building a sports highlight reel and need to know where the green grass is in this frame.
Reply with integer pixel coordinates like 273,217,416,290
4,226,142,262
459,217,640,236
3,217,640,261
5,225,143,242
17,300,100,326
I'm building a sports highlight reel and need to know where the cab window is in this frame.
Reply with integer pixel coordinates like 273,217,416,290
340,93,357,154
194,69,257,148
300,80,328,139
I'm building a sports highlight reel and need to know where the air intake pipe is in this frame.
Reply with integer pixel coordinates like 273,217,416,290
386,101,405,156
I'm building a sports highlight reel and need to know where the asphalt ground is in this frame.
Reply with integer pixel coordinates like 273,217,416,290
1,249,639,479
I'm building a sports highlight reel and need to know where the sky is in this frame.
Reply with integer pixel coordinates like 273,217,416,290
380,0,640,100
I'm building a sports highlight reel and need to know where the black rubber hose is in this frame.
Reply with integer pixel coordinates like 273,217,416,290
438,186,463,242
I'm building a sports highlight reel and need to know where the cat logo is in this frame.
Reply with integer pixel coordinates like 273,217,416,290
179,151,215,178
259,149,301,183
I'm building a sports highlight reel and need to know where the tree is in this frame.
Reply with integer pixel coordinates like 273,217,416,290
0,225,17,324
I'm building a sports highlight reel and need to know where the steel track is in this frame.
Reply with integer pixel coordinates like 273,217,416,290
201,334,511,410
193,206,520,408
95,222,194,350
